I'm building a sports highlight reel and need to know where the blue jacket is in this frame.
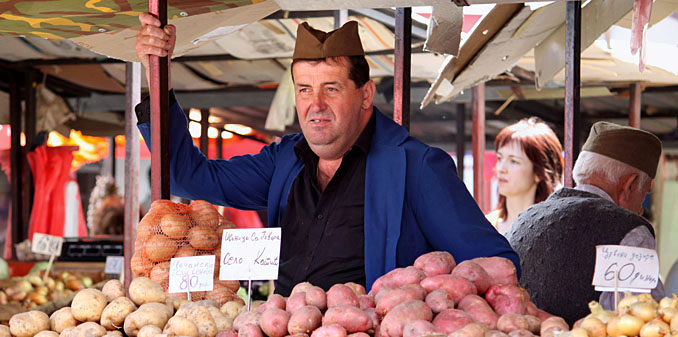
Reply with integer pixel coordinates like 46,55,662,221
138,101,520,290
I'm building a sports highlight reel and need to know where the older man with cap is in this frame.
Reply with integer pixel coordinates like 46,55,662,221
507,121,664,325
135,15,519,296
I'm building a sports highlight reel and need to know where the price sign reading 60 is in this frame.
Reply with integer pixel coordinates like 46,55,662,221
592,245,659,293
32,233,63,256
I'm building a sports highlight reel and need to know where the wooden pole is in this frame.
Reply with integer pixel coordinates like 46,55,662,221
564,0,581,188
629,83,641,128
456,103,465,178
124,62,141,288
216,132,223,160
393,7,411,131
472,83,485,210
149,0,170,201
200,109,210,157
9,71,24,257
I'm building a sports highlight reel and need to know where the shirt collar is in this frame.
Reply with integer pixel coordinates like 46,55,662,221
575,184,614,203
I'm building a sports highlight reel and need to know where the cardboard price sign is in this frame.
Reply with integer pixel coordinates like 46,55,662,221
32,233,63,256
592,245,659,293
219,228,281,281
168,255,215,294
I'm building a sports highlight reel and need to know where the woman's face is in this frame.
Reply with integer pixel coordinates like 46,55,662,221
496,141,539,198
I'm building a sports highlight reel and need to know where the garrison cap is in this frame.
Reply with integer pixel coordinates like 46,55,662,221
582,121,662,178
292,21,365,60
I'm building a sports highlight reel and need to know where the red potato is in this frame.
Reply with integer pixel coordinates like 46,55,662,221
497,314,530,333
327,284,359,308
448,323,487,337
372,267,427,295
347,333,371,337
365,309,380,333
524,316,540,335
305,286,327,311
323,305,373,333
234,311,262,331
470,257,518,287
485,330,509,337
458,294,499,329
359,295,376,310
432,309,474,335
535,309,554,322
288,334,310,337
508,330,534,337
258,294,287,313
451,261,491,294
420,275,477,303
287,292,309,314
485,285,530,316
311,324,348,337
240,324,265,337
216,329,238,337
292,283,314,296
525,302,537,317
402,320,438,337
345,283,367,296
288,306,323,335
260,308,292,337
425,289,454,314
414,251,456,277
377,287,426,316
380,300,433,337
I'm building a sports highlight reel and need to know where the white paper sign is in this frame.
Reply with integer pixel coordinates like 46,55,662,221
592,245,659,293
168,255,215,293
32,233,63,256
219,228,281,281
104,256,124,274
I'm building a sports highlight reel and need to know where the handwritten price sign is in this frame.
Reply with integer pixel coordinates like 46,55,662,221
219,228,281,281
168,255,215,293
32,233,63,256
105,256,124,274
592,245,659,293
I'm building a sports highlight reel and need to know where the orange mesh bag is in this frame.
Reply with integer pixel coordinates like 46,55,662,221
131,199,240,305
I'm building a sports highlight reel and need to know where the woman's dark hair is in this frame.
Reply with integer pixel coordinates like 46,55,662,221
291,55,370,88
494,117,564,221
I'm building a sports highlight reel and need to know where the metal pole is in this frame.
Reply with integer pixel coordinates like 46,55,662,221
9,71,24,257
23,70,36,229
472,83,485,211
629,83,641,128
334,9,348,29
393,7,411,131
149,0,170,200
456,103,465,178
216,132,223,160
200,109,210,157
564,0,581,188
124,62,141,288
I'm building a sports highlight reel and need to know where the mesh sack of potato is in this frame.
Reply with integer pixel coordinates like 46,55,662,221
131,200,238,304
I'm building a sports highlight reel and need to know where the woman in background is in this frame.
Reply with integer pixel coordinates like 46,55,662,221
486,117,564,235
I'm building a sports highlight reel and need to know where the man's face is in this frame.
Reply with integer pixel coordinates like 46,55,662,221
618,176,652,215
293,58,373,160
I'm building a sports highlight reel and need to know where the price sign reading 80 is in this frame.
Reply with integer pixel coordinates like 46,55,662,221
168,255,215,294
179,274,199,291
32,233,63,256
592,245,659,292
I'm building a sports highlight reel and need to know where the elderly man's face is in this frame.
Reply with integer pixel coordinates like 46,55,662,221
293,58,374,160
619,177,652,215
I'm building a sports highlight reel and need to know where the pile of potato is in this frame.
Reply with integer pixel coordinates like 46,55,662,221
221,251,566,337
566,294,678,337
131,199,239,304
0,272,95,309
3,276,246,337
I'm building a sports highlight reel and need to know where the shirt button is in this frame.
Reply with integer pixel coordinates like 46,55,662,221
317,214,323,219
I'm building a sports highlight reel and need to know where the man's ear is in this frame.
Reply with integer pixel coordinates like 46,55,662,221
618,173,639,203
361,80,376,110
